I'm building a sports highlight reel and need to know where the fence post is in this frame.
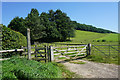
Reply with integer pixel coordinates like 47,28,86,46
87,43,91,56
35,44,37,58
27,28,31,60
47,46,50,62
44,45,47,63
50,46,54,62
88,43,91,55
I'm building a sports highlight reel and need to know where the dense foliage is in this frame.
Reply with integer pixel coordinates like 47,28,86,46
8,8,115,43
1,57,62,80
2,25,27,50
8,9,75,43
72,21,116,33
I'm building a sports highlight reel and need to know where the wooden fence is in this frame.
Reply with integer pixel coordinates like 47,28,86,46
51,43,91,60
21,45,51,62
0,28,91,62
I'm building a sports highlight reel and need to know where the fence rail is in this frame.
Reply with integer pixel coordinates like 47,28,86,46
0,49,24,53
92,44,119,57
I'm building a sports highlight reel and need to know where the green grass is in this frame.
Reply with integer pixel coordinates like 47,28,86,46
96,33,118,42
1,56,82,79
85,45,119,65
71,30,107,43
54,30,119,65
58,57,67,59
1,56,62,80
33,30,119,65
69,60,86,64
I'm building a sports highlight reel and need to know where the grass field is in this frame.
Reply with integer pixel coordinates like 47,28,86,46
96,33,118,42
52,30,118,45
52,30,119,65
32,30,119,64
71,30,107,43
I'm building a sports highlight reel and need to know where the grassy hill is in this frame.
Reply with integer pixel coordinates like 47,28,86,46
53,30,118,65
71,30,118,42
71,30,106,43
55,30,118,45
96,33,118,42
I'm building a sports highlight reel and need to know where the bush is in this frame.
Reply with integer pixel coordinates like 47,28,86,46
97,40,100,42
2,25,27,50
1,57,62,80
102,39,106,42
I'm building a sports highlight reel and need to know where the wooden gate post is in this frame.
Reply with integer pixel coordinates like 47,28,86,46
44,45,47,63
88,43,91,55
50,46,54,62
27,28,31,60
35,44,37,58
47,46,50,62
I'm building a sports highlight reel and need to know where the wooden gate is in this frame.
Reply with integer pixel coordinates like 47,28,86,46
51,44,91,61
21,45,50,62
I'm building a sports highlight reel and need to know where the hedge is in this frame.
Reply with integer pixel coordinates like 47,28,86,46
2,26,27,50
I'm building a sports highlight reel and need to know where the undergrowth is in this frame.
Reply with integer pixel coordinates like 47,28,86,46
1,57,62,80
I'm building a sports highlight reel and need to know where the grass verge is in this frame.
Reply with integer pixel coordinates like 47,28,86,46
1,56,62,80
69,60,86,64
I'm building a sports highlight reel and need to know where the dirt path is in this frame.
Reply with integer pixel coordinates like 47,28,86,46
60,59,118,78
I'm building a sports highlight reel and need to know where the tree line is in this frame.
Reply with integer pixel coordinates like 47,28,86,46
71,21,116,33
8,8,115,43
8,9,75,43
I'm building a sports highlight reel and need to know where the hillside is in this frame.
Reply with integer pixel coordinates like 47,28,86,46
55,30,118,45
96,33,118,42
71,30,106,43
70,30,118,46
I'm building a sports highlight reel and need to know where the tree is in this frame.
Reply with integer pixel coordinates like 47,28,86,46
8,9,76,42
54,9,75,41
8,17,26,36
25,8,46,43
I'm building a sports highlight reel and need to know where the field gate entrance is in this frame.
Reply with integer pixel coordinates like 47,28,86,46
50,44,91,61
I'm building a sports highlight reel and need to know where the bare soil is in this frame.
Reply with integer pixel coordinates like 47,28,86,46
57,59,119,78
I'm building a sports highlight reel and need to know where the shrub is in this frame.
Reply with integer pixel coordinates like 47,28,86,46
1,25,27,58
1,57,62,80
2,25,27,50
97,40,100,42
102,39,106,42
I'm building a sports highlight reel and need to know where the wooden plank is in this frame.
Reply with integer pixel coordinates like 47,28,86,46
69,53,85,56
54,48,83,52
54,50,86,55
64,51,86,54
0,58,10,61
0,49,24,53
54,53,61,55
53,43,86,45
53,45,87,49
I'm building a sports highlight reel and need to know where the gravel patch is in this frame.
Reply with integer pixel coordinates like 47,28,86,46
62,59,118,78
